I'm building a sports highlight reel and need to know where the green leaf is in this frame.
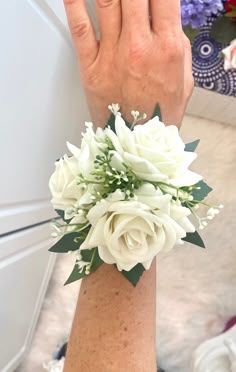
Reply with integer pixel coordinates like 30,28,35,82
152,104,162,122
185,139,200,152
81,249,104,272
121,263,145,286
55,209,72,223
64,248,104,286
210,16,236,44
182,231,205,248
49,232,83,253
105,113,116,133
183,26,200,42
191,181,212,201
64,263,85,285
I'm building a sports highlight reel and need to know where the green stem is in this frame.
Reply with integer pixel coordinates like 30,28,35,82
89,248,97,270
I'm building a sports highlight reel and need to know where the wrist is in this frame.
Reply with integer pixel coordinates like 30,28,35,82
86,94,182,128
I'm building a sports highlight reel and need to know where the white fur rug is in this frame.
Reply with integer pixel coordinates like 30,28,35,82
17,114,236,372
156,115,236,372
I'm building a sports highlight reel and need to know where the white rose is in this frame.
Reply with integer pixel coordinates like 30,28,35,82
106,115,202,187
222,39,236,71
80,196,195,272
134,183,172,212
73,123,107,178
134,183,195,233
49,142,96,214
49,153,85,212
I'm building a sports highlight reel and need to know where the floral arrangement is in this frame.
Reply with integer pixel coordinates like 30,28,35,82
182,0,236,48
49,105,222,286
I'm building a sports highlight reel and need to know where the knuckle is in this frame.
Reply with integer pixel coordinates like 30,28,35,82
96,0,118,8
162,35,184,61
166,45,183,62
71,21,90,38
64,0,77,5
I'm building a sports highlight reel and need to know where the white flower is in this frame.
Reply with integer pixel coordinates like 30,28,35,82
73,123,107,178
80,192,195,272
105,115,202,187
134,183,172,212
67,213,88,230
108,103,121,116
222,39,236,71
49,152,85,212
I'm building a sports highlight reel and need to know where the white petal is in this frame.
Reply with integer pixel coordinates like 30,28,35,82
182,151,197,168
115,115,137,155
171,170,203,187
109,150,126,172
107,189,126,202
66,142,81,158
80,218,106,249
123,152,168,182
87,200,110,225
79,192,94,206
105,128,123,154
98,244,116,265
179,216,195,233
135,185,171,212
142,258,155,270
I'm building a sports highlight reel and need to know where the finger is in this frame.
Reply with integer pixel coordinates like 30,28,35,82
96,0,122,48
121,0,150,35
64,0,98,67
150,0,182,34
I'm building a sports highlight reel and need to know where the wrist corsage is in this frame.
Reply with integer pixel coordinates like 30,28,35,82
49,104,223,286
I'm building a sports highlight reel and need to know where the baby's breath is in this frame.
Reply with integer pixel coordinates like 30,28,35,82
77,150,143,202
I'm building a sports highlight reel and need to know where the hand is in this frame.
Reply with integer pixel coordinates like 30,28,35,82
64,0,194,127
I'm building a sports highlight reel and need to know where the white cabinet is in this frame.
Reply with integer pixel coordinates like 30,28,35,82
0,0,89,235
0,1,89,370
0,224,55,372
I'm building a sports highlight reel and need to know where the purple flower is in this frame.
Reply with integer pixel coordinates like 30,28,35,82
181,0,224,29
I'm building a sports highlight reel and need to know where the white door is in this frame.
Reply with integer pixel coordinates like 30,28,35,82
0,1,90,370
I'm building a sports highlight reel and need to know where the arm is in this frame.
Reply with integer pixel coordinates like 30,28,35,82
65,262,156,372
63,1,193,371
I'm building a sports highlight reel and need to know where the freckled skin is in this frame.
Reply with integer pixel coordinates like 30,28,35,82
64,261,157,372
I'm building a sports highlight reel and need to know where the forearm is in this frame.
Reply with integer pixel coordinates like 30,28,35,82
64,261,156,372
62,0,194,370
